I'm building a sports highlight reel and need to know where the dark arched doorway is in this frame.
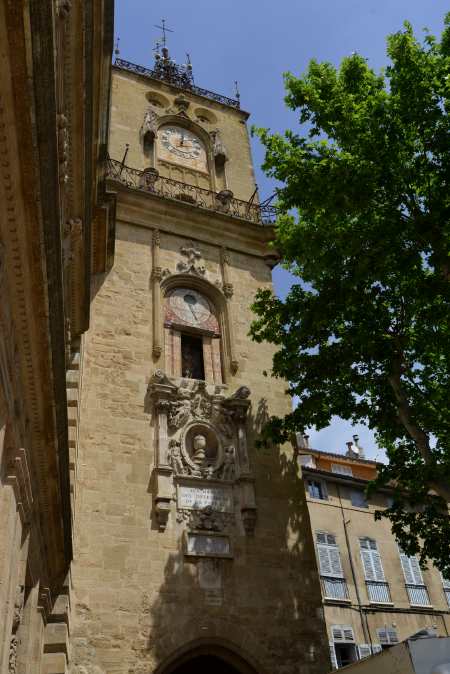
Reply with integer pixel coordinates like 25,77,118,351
155,640,261,674
170,655,241,674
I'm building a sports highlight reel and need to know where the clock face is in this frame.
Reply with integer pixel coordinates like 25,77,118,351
158,126,207,172
168,288,213,327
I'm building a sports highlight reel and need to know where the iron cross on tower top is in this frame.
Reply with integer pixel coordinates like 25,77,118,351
153,18,174,48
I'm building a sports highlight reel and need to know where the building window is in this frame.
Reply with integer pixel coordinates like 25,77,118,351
441,573,450,606
316,532,349,601
350,489,368,508
307,479,327,500
299,454,316,469
330,626,358,669
376,627,398,649
181,334,205,380
331,463,353,476
164,287,222,383
359,538,391,603
398,548,430,606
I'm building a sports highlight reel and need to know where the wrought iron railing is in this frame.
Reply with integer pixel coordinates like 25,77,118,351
115,58,241,110
106,159,277,225
406,584,431,606
321,576,350,601
366,580,392,603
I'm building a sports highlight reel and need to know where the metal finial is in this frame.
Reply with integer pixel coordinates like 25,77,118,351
234,80,240,102
114,37,120,61
154,18,174,49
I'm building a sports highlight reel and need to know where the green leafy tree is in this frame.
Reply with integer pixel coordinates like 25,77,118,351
251,16,450,573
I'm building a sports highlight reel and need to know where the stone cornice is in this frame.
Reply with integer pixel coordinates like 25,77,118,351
0,0,71,588
111,183,274,258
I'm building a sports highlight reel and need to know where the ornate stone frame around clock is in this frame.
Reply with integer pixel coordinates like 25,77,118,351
144,110,219,190
151,231,239,378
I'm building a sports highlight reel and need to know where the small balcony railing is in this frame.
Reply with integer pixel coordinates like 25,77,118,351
406,584,431,606
366,580,392,603
106,159,277,226
321,576,350,601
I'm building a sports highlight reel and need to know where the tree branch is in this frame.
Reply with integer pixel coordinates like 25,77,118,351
388,356,450,501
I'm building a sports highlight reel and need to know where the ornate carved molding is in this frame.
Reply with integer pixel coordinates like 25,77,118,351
176,241,206,277
55,0,72,19
6,447,34,524
151,229,163,360
57,113,69,185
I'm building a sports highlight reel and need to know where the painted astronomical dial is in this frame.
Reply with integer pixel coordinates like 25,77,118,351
158,125,207,171
169,288,213,327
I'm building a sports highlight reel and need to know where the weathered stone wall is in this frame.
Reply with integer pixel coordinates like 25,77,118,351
70,207,329,673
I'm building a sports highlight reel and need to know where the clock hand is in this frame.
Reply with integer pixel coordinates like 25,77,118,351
189,304,198,321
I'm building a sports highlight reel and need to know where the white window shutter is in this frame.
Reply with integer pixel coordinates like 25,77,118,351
360,548,375,581
358,644,371,660
332,626,344,642
372,644,382,654
387,627,398,643
399,551,415,584
329,546,344,578
409,556,424,585
318,544,332,576
329,642,338,670
377,628,388,644
372,550,385,581
399,548,424,585
343,626,355,642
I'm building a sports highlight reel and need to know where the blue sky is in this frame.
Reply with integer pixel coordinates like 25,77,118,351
114,1,448,460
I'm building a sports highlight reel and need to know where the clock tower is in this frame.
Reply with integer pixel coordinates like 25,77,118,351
70,44,328,674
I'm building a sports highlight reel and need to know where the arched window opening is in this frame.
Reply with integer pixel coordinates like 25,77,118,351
164,287,222,384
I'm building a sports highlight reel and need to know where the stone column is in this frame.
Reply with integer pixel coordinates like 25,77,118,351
220,247,238,375
151,229,162,360
148,371,177,530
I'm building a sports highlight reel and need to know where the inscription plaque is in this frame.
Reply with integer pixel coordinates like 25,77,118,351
178,484,233,513
185,533,231,558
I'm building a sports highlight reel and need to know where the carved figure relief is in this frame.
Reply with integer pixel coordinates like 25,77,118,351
140,108,159,143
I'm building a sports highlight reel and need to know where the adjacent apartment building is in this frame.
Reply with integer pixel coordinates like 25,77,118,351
298,436,450,670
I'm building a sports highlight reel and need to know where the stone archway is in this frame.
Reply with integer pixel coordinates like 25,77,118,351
155,641,260,674
168,655,242,674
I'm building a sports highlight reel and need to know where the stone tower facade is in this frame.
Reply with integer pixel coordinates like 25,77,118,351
70,51,329,674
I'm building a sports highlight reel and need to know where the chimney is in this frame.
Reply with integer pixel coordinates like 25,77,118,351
295,433,310,449
352,434,365,458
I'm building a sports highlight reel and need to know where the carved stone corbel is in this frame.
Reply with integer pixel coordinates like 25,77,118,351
151,230,163,359
220,248,238,374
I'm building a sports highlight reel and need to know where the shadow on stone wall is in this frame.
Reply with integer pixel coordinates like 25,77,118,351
130,394,330,674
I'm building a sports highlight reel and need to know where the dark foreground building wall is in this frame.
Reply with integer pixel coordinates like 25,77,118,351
0,1,114,672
